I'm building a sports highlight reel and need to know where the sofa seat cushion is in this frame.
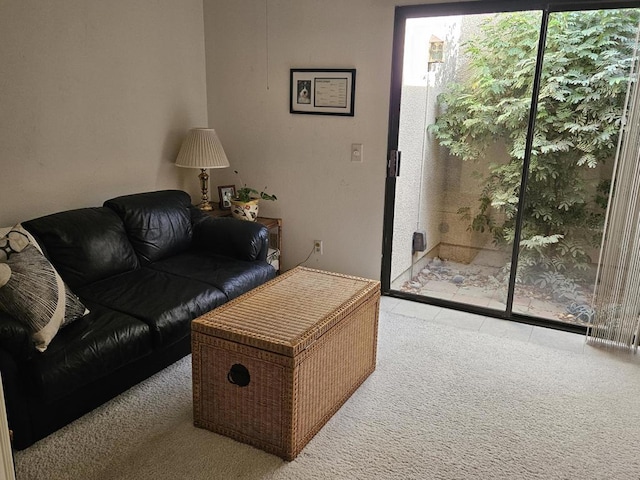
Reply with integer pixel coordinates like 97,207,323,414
25,304,153,403
76,268,226,347
149,251,276,300
104,191,193,265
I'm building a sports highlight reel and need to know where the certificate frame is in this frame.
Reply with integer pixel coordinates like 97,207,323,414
290,68,356,116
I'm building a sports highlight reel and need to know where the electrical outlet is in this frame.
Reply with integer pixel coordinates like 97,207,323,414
314,240,323,255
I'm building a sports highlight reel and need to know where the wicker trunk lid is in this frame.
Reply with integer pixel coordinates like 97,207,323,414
192,267,380,460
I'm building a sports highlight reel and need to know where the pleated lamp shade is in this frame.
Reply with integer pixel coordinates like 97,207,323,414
175,128,230,169
175,128,230,211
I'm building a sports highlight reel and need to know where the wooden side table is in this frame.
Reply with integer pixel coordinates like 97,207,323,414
203,208,282,273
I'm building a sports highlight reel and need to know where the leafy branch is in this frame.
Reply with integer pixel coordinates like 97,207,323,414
430,9,638,284
233,171,277,202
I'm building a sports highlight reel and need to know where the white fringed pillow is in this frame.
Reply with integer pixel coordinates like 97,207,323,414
0,224,88,352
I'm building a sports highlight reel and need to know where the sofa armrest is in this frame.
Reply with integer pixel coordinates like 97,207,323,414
0,312,34,362
190,208,270,262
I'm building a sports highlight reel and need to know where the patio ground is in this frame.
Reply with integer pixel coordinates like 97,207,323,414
393,257,594,327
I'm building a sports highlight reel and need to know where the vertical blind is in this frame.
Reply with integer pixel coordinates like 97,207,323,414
588,25,640,350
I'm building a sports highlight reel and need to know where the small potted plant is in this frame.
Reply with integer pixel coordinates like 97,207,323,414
230,171,277,221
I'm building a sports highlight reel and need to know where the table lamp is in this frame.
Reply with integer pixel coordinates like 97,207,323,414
175,128,230,211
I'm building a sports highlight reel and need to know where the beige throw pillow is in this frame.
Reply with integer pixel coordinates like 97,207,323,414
0,224,88,351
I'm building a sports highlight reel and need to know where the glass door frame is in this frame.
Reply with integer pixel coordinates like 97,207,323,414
381,0,640,333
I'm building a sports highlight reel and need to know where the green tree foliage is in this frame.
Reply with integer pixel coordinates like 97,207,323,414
430,9,639,284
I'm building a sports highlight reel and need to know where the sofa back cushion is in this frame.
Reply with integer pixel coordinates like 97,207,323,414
23,207,139,289
104,190,193,265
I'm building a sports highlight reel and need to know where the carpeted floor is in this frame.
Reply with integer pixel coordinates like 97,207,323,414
14,300,640,480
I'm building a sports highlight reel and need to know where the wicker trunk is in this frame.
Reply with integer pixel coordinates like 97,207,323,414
192,267,380,460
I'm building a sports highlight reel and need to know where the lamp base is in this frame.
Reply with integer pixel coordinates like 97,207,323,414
198,201,213,211
197,168,214,212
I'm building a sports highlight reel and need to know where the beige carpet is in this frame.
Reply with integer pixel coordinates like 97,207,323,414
14,306,640,480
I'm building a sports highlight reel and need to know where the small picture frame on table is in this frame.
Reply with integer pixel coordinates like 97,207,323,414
217,185,236,210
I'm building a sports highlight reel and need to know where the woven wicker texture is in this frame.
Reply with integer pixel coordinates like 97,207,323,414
198,338,290,450
192,267,380,460
192,267,379,356
293,297,378,455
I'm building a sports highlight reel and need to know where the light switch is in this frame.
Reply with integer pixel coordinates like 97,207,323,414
351,143,363,162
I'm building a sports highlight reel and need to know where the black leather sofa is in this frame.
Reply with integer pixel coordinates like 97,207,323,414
0,190,276,449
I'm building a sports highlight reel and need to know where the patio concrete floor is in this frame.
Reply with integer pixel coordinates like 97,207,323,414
393,258,593,327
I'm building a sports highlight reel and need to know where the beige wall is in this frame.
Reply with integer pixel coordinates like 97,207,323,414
0,0,446,281
203,0,436,280
0,0,208,226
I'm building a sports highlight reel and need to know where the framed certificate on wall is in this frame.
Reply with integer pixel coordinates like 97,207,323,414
290,69,356,116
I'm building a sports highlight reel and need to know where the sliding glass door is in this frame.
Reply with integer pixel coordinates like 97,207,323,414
382,1,640,330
